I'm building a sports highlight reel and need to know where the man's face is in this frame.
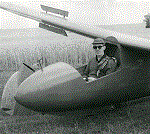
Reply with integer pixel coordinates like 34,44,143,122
93,44,106,56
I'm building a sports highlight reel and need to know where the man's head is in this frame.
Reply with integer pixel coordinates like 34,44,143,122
92,38,106,56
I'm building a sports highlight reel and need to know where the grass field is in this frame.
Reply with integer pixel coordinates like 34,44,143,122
0,70,149,134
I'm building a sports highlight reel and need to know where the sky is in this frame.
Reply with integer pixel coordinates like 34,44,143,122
0,0,149,29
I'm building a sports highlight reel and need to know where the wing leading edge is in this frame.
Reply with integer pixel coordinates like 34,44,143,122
0,2,150,50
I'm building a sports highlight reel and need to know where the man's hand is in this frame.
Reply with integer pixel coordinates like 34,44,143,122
83,76,88,81
97,70,100,77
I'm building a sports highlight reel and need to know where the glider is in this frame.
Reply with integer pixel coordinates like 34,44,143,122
0,2,149,115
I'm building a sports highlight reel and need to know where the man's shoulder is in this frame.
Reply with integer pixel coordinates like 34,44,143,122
88,55,117,63
106,55,117,62
88,57,96,62
106,56,117,67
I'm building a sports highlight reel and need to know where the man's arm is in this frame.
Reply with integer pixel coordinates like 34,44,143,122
83,63,89,77
106,57,117,75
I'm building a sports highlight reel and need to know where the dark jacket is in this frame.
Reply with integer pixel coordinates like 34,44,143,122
84,55,117,78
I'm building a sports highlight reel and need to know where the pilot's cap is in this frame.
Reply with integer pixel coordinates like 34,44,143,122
92,38,105,46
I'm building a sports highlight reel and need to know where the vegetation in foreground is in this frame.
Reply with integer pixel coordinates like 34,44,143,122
0,70,150,134
0,106,149,134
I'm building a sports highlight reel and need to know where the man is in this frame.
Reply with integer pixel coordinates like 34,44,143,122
83,38,117,81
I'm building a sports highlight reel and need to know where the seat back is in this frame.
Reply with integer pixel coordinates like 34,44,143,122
105,43,121,70
105,36,121,70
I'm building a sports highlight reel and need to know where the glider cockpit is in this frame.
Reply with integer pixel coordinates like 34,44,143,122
76,36,122,82
22,35,122,84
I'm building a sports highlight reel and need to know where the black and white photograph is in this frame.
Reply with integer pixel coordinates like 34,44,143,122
0,0,149,133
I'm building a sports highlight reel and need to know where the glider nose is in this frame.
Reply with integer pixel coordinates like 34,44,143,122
14,62,85,113
14,90,34,109
14,93,23,105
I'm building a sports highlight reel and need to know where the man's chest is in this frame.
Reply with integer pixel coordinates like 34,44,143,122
89,58,109,71
89,60,98,70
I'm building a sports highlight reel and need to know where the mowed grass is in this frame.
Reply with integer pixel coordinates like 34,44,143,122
0,70,150,134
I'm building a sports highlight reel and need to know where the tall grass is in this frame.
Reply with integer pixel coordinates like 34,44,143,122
0,32,95,71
